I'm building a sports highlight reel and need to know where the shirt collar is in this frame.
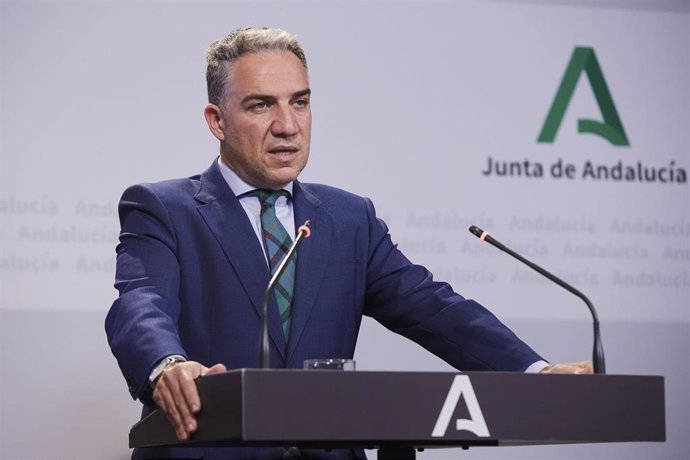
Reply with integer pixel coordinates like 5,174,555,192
217,156,294,197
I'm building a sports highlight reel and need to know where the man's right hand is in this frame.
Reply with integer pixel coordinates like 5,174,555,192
152,361,227,440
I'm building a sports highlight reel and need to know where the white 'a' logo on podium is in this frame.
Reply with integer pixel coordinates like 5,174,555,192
431,375,490,438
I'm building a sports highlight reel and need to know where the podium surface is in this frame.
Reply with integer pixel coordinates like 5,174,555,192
130,369,665,450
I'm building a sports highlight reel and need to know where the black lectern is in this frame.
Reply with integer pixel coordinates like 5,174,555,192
130,370,665,458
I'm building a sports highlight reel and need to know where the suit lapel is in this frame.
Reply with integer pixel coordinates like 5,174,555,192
194,160,287,360
287,181,332,361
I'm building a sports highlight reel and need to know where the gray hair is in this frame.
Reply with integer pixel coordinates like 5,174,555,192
206,26,308,106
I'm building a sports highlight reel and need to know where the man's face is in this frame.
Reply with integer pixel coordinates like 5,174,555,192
216,50,311,190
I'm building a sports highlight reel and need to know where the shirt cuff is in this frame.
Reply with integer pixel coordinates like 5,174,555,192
524,360,550,374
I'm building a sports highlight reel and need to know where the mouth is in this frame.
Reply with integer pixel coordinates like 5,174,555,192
268,146,299,157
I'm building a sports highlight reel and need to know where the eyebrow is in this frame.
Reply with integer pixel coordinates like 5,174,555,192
241,88,311,105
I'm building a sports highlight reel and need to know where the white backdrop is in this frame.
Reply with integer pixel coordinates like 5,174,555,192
1,1,688,459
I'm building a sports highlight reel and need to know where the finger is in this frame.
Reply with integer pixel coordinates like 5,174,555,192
168,366,200,435
575,361,594,374
171,363,229,421
178,365,204,417
154,378,187,440
181,363,226,414
203,363,227,376
541,364,566,374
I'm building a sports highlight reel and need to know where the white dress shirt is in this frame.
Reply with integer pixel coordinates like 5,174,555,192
217,157,296,267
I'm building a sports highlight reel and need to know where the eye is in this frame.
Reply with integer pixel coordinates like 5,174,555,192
293,98,310,109
249,101,268,111
246,100,274,113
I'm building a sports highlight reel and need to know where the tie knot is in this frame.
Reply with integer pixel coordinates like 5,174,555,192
245,189,289,207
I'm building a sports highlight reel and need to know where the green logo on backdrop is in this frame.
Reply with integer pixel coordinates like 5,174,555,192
538,46,629,146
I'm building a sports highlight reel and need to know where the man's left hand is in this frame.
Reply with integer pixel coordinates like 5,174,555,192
539,361,593,374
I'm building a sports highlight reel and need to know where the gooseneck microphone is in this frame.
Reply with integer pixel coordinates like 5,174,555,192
469,225,606,374
260,220,312,369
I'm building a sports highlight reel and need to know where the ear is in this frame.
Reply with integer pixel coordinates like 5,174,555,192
204,104,225,141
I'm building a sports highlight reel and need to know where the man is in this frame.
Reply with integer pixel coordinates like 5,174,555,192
106,27,591,460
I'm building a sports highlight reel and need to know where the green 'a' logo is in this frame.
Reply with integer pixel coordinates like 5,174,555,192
538,46,629,146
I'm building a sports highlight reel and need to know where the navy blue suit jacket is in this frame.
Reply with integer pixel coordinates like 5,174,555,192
106,159,542,459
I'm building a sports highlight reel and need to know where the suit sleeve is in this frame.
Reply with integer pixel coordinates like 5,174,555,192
360,198,543,372
105,184,188,401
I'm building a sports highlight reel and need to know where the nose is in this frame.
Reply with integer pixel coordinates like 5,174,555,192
270,104,298,138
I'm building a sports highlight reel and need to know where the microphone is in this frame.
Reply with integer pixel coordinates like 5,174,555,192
468,225,605,374
260,220,312,369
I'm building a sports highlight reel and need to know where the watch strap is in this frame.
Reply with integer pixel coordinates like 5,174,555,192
148,355,187,387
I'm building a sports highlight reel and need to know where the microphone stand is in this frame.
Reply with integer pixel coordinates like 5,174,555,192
469,225,605,374
260,220,312,369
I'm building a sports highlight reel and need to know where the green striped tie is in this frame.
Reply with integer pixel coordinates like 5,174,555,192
252,189,295,339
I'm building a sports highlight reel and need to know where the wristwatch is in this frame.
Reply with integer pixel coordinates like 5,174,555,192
148,355,187,387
